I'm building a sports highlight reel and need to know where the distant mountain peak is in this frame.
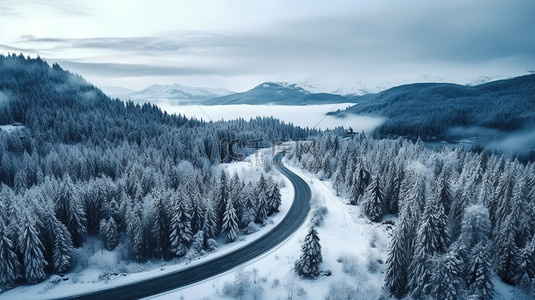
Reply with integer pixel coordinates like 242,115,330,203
110,83,233,103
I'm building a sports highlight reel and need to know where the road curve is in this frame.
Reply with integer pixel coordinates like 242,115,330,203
62,152,311,300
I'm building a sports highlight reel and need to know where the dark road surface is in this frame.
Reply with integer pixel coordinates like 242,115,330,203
63,152,311,300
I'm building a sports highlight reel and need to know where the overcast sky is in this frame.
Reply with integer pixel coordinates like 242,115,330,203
1,0,534,93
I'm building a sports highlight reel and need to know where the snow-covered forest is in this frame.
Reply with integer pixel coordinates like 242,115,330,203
293,133,535,299
2,54,535,299
0,54,309,291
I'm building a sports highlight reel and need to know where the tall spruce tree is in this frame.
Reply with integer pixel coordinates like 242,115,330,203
363,175,385,222
0,216,21,290
295,227,322,279
19,214,47,284
221,198,239,243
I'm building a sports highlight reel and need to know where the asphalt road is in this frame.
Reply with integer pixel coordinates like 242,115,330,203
62,152,311,300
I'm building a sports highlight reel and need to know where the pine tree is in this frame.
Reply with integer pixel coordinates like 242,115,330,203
19,214,47,284
169,194,193,257
459,205,491,250
151,194,171,259
54,175,86,247
429,252,464,300
322,157,332,179
385,216,410,298
202,203,218,243
362,175,385,222
385,167,403,214
467,242,494,300
408,190,449,297
215,171,229,230
495,215,520,284
0,216,21,290
221,198,239,243
295,227,322,279
52,221,73,272
240,183,257,227
100,217,119,251
255,176,269,224
267,183,282,215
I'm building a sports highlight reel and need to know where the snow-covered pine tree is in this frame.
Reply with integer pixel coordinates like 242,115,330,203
221,198,239,243
295,227,322,279
169,193,193,257
19,214,47,284
191,231,204,255
362,175,385,222
240,183,257,227
202,203,218,244
255,175,269,224
54,175,86,247
467,242,494,300
267,182,282,215
459,205,491,250
52,221,73,273
494,214,520,284
215,171,229,231
0,215,21,291
104,217,119,251
408,189,449,297
384,214,410,298
151,194,171,259
429,252,464,300
322,156,332,179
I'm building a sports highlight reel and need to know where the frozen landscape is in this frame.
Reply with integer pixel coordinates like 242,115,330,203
2,1,535,300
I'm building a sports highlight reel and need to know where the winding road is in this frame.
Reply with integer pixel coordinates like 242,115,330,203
62,152,311,300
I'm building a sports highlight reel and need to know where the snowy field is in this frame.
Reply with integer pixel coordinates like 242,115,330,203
148,157,393,300
0,153,293,300
157,102,384,132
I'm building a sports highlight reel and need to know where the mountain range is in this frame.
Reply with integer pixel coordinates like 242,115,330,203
109,83,233,103
111,82,355,105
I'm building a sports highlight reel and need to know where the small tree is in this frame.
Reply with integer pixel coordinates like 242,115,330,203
295,227,322,278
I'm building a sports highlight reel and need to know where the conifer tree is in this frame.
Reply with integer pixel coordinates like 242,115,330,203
267,183,282,215
429,252,464,300
221,198,239,243
495,215,520,284
52,221,73,272
202,202,217,237
19,215,47,284
0,216,21,290
295,227,322,279
169,194,192,257
363,175,385,222
385,215,410,298
467,243,494,300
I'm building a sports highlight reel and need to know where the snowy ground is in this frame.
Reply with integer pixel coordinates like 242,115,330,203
149,157,393,300
1,153,293,300
157,102,384,132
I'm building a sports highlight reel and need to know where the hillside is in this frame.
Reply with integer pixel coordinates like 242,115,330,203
0,54,316,291
204,82,353,105
331,75,535,140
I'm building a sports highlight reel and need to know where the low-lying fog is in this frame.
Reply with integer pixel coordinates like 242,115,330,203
158,102,385,132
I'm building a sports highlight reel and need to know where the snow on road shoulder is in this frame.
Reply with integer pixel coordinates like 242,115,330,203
151,157,393,300
1,154,293,300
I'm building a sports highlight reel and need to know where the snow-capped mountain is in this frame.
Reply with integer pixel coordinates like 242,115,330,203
204,81,354,105
109,84,233,103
